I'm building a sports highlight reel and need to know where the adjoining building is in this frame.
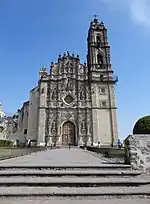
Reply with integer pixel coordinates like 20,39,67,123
15,17,119,147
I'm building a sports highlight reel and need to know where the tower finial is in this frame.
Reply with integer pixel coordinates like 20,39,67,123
93,14,98,23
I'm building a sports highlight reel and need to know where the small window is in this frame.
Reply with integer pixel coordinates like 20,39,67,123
100,87,106,95
24,129,27,134
97,36,101,44
64,95,74,105
21,112,24,121
97,54,103,64
101,101,107,108
100,75,104,81
41,87,44,93
66,67,69,73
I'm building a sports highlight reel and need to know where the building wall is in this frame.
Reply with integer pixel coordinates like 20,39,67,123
88,18,119,146
22,102,29,133
17,109,23,132
37,77,48,146
14,102,29,144
17,102,29,133
91,82,118,145
91,83,113,145
109,85,118,143
27,86,39,141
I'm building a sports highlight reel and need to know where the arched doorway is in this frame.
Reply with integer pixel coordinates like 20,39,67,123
62,121,75,145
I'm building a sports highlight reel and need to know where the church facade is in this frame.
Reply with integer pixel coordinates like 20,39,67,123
16,17,119,147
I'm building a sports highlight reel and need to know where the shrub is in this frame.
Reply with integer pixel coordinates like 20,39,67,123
0,126,4,132
133,116,150,134
0,140,14,147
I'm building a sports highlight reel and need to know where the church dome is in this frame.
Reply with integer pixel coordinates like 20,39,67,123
133,116,150,134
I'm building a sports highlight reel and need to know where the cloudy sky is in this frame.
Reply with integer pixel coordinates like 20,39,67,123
0,0,150,139
102,0,150,29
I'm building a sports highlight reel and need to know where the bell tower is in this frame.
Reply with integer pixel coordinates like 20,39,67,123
87,16,119,146
87,15,111,71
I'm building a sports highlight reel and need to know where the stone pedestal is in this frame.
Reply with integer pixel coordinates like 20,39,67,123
78,136,84,146
36,142,46,147
124,134,150,173
86,136,92,146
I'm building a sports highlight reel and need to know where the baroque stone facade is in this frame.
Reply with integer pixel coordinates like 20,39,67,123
16,17,119,147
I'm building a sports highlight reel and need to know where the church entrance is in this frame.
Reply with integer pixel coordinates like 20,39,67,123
62,121,75,145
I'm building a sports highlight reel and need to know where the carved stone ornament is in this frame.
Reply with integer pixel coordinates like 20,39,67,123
81,120,86,134
88,125,92,134
52,135,57,144
66,113,72,119
79,65,84,74
51,120,57,135
61,112,72,120
52,88,57,100
66,78,72,91
80,91,86,100
91,88,95,95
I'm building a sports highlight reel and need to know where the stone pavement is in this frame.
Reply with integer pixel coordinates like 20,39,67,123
0,148,115,166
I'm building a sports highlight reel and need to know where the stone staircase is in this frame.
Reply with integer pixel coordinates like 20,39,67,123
0,164,149,198
0,148,149,203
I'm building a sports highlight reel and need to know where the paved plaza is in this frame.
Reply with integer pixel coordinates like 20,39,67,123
0,148,107,166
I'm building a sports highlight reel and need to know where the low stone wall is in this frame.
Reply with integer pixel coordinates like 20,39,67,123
0,147,47,160
86,146,125,159
124,134,150,173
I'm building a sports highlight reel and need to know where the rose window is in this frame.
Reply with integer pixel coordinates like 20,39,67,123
64,95,74,105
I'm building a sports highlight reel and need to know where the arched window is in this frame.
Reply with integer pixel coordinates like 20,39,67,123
96,35,101,44
97,54,103,64
41,87,44,93
66,67,69,73
100,75,104,81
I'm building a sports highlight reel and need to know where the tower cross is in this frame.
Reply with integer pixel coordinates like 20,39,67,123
93,14,98,19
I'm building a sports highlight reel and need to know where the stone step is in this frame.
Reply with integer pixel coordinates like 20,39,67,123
0,164,131,171
0,177,148,187
0,170,141,177
0,186,149,197
0,198,150,204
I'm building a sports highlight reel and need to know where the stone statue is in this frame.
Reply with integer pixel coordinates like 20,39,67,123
80,91,86,100
52,88,57,100
66,78,72,90
51,120,57,135
81,120,86,134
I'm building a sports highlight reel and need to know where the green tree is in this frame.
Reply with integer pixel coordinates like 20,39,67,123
133,116,150,134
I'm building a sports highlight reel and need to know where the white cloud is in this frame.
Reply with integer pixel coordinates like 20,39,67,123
101,0,150,29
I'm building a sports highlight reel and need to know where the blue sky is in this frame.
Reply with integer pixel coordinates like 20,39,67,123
0,0,150,139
